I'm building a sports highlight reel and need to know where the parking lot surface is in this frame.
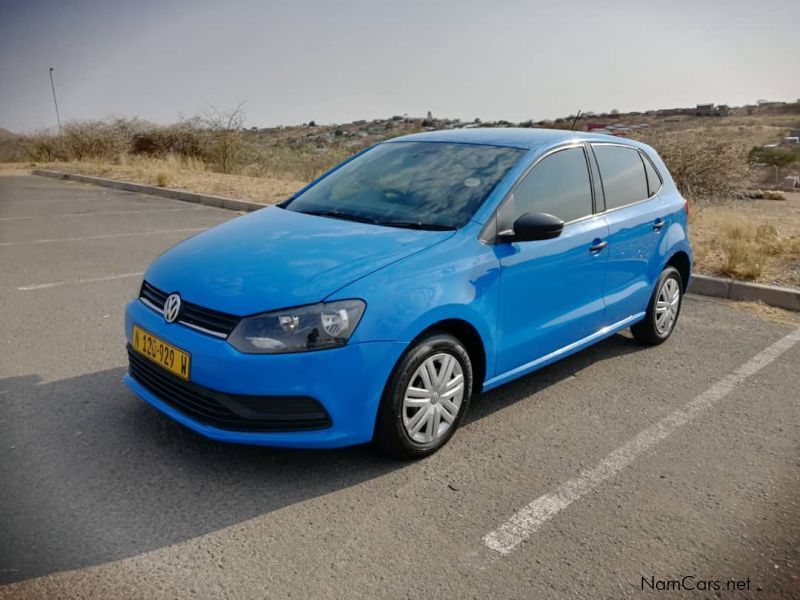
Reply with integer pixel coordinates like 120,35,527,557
1,175,799,598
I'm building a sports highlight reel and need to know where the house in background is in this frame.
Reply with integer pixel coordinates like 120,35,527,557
695,103,729,116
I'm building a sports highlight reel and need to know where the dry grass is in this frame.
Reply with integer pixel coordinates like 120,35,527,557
690,193,800,287
727,300,800,326
30,157,306,204
0,162,34,176
245,144,353,182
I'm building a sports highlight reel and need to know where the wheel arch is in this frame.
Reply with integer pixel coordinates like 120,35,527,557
410,318,488,394
666,250,692,292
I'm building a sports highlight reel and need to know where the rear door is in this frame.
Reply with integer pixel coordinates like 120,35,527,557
590,143,666,326
494,145,609,375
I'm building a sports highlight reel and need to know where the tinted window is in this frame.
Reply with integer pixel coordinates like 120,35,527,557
285,142,524,229
641,152,662,196
508,147,593,223
593,144,649,209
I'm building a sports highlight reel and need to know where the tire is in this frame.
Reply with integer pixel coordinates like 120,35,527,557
374,332,473,459
631,266,683,346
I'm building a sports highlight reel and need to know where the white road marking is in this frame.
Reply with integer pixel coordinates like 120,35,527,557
17,271,145,291
483,326,800,555
0,207,206,222
0,227,206,247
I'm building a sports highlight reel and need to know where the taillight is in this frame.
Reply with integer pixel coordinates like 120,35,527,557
684,199,690,218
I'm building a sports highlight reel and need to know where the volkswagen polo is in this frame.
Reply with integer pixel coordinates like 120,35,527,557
124,128,692,458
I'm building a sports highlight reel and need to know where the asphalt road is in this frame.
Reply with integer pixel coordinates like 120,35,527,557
1,175,798,599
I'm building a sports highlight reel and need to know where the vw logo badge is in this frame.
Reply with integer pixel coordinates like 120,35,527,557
163,293,182,324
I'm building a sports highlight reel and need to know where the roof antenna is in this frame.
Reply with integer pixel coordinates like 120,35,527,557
569,110,582,131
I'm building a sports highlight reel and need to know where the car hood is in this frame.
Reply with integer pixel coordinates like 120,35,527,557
144,206,455,315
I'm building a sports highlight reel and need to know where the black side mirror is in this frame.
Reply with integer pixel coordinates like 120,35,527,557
500,211,564,242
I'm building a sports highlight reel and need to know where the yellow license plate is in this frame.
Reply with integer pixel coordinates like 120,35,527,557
132,325,191,381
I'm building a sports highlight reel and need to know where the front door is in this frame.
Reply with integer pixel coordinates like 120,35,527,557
495,145,609,376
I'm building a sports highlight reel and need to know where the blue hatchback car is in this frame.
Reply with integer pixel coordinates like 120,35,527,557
124,128,691,458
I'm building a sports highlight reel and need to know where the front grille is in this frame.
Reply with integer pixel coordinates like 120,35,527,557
139,281,240,338
128,347,332,432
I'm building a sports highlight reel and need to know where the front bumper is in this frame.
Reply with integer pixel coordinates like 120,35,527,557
124,300,408,448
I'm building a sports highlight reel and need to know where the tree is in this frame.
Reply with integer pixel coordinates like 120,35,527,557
749,146,800,169
201,102,247,174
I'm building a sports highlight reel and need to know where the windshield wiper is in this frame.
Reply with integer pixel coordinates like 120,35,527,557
377,220,456,231
297,210,454,231
298,209,380,225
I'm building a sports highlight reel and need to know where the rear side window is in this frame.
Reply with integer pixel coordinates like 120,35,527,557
509,147,593,223
592,144,649,210
641,153,662,196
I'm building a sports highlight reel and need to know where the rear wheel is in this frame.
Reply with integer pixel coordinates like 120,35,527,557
374,332,473,459
631,266,683,345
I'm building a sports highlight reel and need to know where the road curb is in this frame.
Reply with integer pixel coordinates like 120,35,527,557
32,169,266,213
689,274,800,312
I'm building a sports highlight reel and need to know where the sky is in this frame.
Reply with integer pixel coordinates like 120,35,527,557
1,0,798,133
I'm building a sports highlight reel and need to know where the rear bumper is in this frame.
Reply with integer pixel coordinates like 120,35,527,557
124,299,408,448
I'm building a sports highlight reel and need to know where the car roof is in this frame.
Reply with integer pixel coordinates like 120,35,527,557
386,127,644,151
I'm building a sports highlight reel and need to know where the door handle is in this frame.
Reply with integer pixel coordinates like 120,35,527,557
589,240,608,253
653,218,665,231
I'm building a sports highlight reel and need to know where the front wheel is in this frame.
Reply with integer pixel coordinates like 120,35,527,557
631,266,683,345
374,332,473,459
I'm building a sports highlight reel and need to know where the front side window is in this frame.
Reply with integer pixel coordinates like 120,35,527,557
506,146,593,223
592,144,649,209
284,142,524,229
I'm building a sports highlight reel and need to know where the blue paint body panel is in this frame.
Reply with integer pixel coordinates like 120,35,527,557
124,128,692,449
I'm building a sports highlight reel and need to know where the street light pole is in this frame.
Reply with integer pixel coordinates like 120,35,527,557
49,67,62,132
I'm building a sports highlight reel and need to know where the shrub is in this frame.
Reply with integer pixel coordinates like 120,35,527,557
155,171,170,187
749,145,800,169
19,117,223,166
637,130,749,202
0,135,26,161
131,121,211,160
23,132,68,161
60,118,140,162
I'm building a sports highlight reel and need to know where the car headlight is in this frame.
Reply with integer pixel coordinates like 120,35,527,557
227,299,366,354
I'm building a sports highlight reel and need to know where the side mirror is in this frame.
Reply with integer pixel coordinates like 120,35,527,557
500,212,564,242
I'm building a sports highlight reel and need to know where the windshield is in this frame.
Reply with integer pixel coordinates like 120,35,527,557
284,141,525,229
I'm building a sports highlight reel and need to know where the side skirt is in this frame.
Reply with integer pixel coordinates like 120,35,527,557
482,312,646,392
